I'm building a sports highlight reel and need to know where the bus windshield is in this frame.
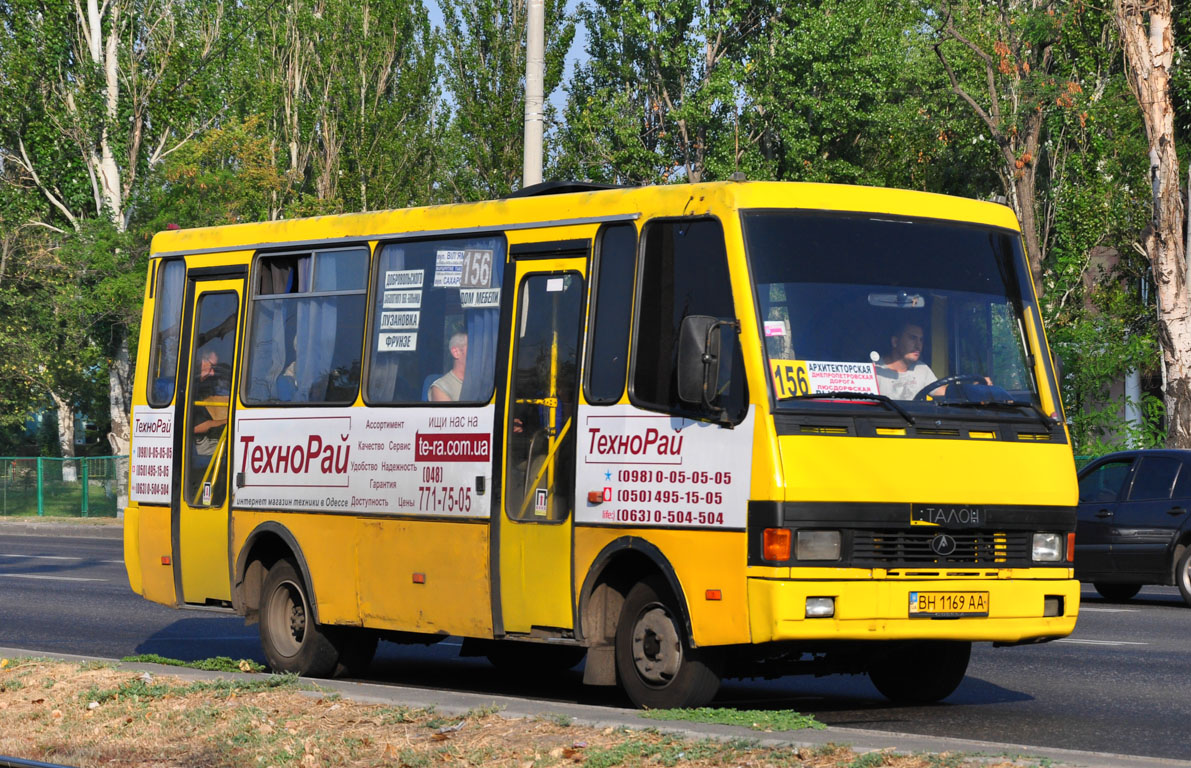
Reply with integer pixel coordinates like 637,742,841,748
743,211,1046,419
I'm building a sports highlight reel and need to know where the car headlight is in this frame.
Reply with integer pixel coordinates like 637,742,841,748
796,530,841,561
1032,532,1063,562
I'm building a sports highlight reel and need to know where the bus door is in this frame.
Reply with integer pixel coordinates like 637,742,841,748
175,278,242,604
498,257,587,634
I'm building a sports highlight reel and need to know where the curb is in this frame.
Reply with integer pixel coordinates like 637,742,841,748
0,518,123,540
0,646,1181,768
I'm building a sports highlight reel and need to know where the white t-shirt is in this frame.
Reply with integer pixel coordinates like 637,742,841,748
875,362,938,400
431,370,463,401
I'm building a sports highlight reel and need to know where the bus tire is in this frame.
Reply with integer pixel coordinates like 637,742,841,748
1093,582,1141,602
615,577,720,709
868,641,970,704
259,559,340,677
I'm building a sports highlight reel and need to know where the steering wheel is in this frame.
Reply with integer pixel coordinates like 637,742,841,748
912,374,988,401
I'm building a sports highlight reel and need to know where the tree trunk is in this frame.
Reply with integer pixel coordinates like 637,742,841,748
107,331,133,511
1115,0,1189,446
51,390,78,482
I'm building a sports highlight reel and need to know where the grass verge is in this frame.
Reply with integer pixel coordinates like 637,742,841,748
0,657,1057,768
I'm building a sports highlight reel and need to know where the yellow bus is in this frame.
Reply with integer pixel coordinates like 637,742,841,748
124,180,1078,708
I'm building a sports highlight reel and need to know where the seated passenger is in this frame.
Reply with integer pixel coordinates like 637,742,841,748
429,332,467,402
875,321,941,400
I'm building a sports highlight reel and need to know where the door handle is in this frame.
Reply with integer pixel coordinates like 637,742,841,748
1095,510,1113,519
1168,507,1186,516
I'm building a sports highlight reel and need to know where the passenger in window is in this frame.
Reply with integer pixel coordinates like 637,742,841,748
193,349,231,452
429,332,468,402
874,321,941,400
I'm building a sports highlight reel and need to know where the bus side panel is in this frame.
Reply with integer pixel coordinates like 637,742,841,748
134,504,177,606
233,511,493,636
234,512,360,625
356,519,492,637
123,504,144,595
574,527,750,647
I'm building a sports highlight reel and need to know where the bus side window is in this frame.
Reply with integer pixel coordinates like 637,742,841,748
631,219,746,422
584,223,637,404
146,259,186,407
366,236,505,405
243,247,369,405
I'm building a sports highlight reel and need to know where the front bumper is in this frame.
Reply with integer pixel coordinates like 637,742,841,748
747,572,1079,644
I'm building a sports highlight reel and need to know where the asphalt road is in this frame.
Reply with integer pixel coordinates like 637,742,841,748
2,529,1189,762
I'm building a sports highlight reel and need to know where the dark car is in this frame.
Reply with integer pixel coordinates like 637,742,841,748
1076,449,1191,604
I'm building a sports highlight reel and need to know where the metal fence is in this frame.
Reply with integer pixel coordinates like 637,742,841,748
0,456,127,518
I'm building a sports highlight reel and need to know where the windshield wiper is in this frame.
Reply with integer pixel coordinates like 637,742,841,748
942,399,1056,430
782,391,915,425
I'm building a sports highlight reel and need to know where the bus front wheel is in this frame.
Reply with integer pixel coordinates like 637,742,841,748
259,559,342,677
614,577,720,709
868,641,970,704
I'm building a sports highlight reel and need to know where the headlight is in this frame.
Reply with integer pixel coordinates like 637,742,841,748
796,530,841,561
1032,532,1063,562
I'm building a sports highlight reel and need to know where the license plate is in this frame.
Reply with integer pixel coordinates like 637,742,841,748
909,591,989,617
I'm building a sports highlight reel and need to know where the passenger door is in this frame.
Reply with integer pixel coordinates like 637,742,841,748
1112,455,1184,579
1075,457,1134,578
497,255,586,634
175,279,243,604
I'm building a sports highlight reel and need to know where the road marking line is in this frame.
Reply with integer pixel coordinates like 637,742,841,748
0,554,83,561
1079,606,1137,612
0,573,105,582
1056,638,1147,646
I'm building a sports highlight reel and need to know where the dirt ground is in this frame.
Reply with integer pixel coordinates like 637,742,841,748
0,658,1036,768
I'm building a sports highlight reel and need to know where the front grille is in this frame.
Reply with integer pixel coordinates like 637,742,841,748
851,530,1032,567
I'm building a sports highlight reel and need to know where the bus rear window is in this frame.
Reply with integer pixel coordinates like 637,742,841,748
147,259,186,407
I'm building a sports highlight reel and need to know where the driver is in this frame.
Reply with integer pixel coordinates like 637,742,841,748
875,321,944,400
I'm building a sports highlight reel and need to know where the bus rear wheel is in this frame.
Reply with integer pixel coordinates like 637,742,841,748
614,577,720,709
260,559,345,677
868,641,970,704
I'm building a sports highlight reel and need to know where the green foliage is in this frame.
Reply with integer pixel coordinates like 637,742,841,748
1050,279,1165,455
638,706,825,732
121,654,266,673
82,671,298,706
437,0,575,199
0,0,1183,455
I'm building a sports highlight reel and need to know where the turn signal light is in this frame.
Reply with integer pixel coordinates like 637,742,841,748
1067,532,1076,562
160,555,171,566
763,528,791,562
705,589,722,601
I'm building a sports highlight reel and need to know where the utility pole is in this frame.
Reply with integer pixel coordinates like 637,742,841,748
523,0,545,187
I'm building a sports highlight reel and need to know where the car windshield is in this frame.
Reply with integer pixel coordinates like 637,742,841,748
743,211,1045,418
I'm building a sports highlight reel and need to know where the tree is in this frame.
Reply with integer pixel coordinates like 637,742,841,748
1115,0,1189,446
559,0,758,185
228,0,441,215
437,0,575,199
0,0,230,462
737,0,998,193
932,0,1078,298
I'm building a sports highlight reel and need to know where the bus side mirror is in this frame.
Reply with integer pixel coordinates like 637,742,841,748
678,315,736,411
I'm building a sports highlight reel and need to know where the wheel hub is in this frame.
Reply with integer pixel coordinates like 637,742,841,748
631,604,681,685
289,599,306,641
